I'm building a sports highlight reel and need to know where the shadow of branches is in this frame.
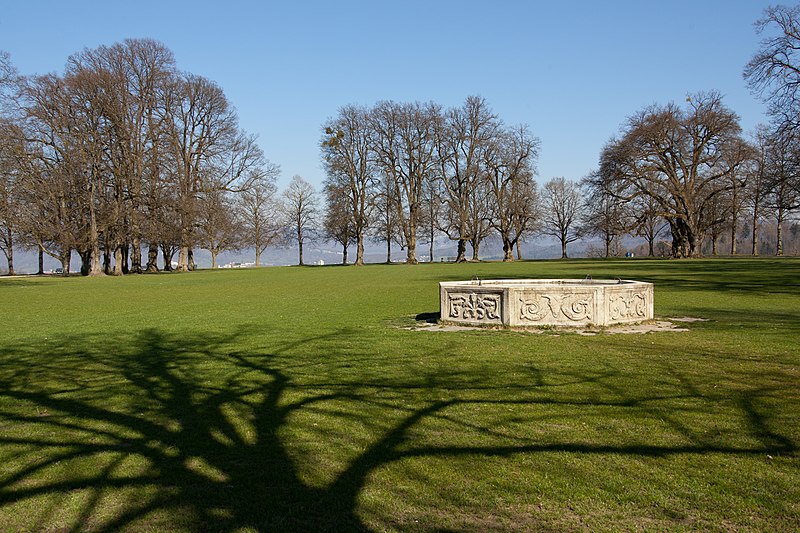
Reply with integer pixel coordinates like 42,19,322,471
0,327,796,531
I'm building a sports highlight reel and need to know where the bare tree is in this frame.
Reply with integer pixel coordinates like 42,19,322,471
763,131,800,255
166,73,237,271
21,72,99,275
281,175,318,266
371,174,403,263
466,177,494,261
631,195,667,257
599,92,750,257
484,125,541,261
419,175,443,262
0,119,24,275
580,171,634,258
370,101,440,264
323,182,356,264
542,177,583,259
239,166,281,266
435,96,499,262
745,4,800,135
321,104,376,265
197,184,243,269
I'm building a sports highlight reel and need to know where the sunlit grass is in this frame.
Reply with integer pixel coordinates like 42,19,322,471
0,258,798,531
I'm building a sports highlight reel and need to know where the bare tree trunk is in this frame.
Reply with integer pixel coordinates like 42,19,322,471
560,238,568,259
88,225,102,276
456,239,467,263
342,243,348,265
145,244,159,272
60,249,71,275
471,238,480,262
406,232,418,264
504,239,515,261
161,243,174,271
113,245,124,276
730,220,737,255
255,249,262,267
298,235,304,266
80,249,90,276
776,215,784,256
355,229,364,266
103,246,112,275
752,208,760,256
130,236,142,274
385,234,391,264
37,246,44,275
84,177,103,276
188,249,196,270
178,245,189,271
121,244,130,274
211,250,218,269
3,227,13,275
516,240,523,261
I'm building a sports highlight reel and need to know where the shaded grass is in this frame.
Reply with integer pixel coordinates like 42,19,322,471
0,258,798,531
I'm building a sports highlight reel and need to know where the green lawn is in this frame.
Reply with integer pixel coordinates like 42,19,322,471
0,258,798,531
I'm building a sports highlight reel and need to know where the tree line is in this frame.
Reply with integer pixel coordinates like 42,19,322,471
2,5,800,275
0,39,281,275
318,5,800,261
318,91,798,263
320,97,542,265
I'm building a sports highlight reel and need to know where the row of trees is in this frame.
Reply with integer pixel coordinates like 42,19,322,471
3,5,800,274
318,93,798,263
315,5,800,262
320,97,543,264
590,91,800,258
0,39,282,275
574,5,797,260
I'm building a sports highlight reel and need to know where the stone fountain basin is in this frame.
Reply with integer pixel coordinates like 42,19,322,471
439,279,654,328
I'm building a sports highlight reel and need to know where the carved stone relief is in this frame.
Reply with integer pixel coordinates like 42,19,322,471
519,292,594,323
608,291,648,320
448,292,501,322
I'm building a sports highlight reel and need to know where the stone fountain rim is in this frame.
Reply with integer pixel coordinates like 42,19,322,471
439,278,651,288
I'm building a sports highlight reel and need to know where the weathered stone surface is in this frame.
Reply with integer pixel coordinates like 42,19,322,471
439,279,654,327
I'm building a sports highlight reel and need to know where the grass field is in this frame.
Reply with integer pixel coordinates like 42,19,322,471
0,258,798,531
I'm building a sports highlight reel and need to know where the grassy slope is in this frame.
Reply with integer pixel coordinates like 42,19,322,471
0,258,798,531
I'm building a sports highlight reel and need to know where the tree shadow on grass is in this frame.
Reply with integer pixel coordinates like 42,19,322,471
0,327,796,531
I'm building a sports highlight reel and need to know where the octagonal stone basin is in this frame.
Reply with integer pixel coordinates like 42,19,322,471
439,279,653,328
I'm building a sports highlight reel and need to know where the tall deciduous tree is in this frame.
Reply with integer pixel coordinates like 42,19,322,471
599,92,750,257
69,39,176,274
323,181,356,264
197,183,242,269
164,76,263,272
370,101,440,264
484,125,541,261
542,177,583,259
0,119,24,275
281,175,318,266
763,130,800,255
371,174,403,263
745,4,800,135
239,166,281,266
436,96,499,262
580,171,634,258
321,104,376,265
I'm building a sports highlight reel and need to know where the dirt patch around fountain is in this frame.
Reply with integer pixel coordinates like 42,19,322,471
400,317,706,335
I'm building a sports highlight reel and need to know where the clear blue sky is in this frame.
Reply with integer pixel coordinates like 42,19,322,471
0,0,777,189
